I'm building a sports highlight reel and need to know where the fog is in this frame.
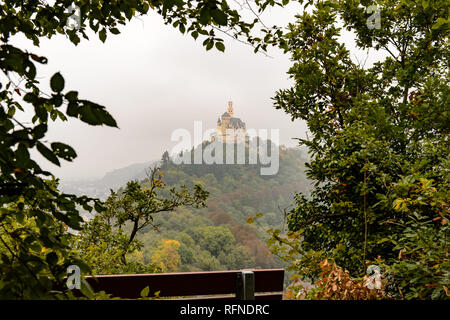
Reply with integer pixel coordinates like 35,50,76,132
9,3,381,181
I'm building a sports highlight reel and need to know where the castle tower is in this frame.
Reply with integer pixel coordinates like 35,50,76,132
227,101,233,117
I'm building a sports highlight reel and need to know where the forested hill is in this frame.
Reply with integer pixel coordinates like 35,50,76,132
129,145,310,272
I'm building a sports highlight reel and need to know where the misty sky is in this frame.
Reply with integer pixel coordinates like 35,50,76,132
10,3,381,181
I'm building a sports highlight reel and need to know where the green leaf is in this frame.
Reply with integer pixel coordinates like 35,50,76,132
45,252,58,265
33,124,47,139
90,20,100,32
34,105,48,123
65,91,78,102
23,92,37,104
15,143,30,167
199,8,210,25
68,32,81,46
67,102,79,117
36,142,60,166
8,106,15,117
24,61,36,79
50,72,65,92
79,279,95,299
94,202,105,213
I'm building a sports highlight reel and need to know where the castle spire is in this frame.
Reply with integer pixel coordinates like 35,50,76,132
227,101,233,117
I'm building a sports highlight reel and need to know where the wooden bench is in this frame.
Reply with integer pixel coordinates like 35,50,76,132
84,269,284,300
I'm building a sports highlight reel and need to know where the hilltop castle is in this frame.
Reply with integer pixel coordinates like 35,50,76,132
211,101,248,144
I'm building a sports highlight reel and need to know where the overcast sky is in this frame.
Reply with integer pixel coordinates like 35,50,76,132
10,3,380,181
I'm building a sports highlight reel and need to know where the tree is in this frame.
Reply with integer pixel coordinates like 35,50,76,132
267,0,449,299
75,167,208,271
151,239,181,272
0,0,284,298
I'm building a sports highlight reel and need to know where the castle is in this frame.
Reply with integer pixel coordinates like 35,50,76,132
211,101,248,144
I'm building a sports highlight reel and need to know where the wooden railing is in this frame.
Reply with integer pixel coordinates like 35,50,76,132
84,269,284,300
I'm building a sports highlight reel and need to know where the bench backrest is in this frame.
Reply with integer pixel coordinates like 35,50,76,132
84,269,284,300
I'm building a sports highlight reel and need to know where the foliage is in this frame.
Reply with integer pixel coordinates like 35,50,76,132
286,259,386,300
151,239,181,272
72,210,159,275
0,0,292,298
128,146,309,272
377,175,449,299
0,0,286,51
265,0,449,299
0,181,91,299
74,167,208,274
